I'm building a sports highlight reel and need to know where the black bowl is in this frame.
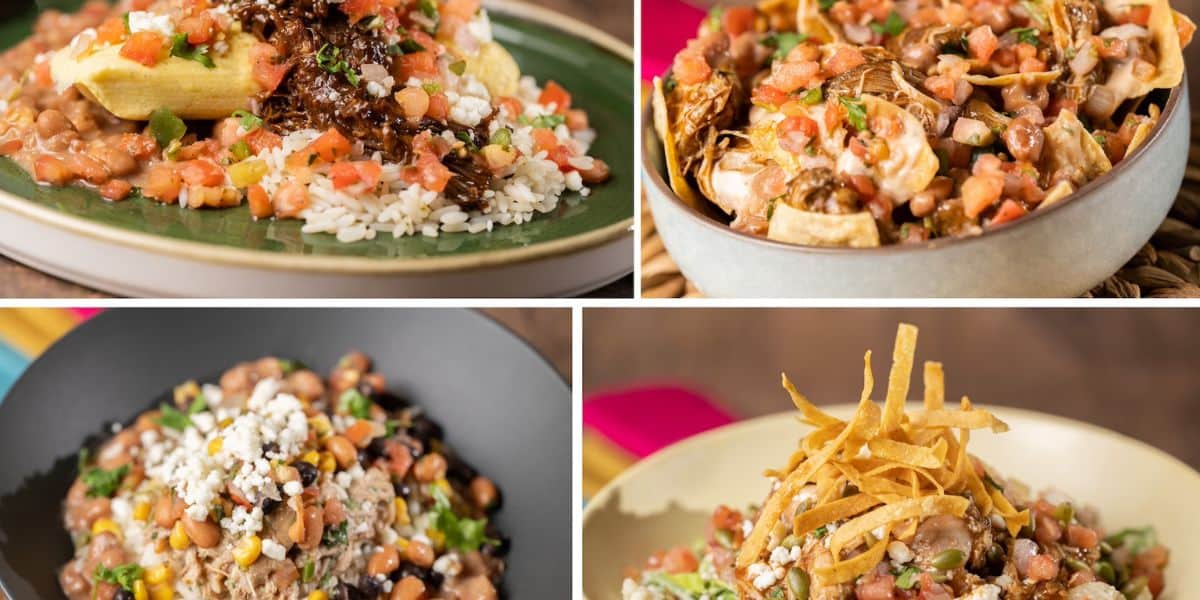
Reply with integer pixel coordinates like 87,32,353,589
0,308,571,598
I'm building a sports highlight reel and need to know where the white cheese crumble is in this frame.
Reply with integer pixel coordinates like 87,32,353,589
127,11,175,37
747,562,777,590
432,553,462,577
261,538,287,561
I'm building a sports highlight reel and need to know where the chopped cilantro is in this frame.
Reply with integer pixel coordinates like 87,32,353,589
449,60,467,76
1012,27,1041,46
384,419,402,437
302,560,316,582
231,110,263,131
763,32,807,61
838,96,868,132
489,127,513,149
169,33,215,69
869,11,907,37
122,12,131,33
895,567,920,589
315,44,360,86
156,402,192,431
417,0,440,32
337,389,372,419
819,0,836,10
321,520,348,546
278,359,305,375
800,87,823,105
81,464,129,498
94,563,143,591
387,38,426,55
430,485,497,552
187,393,207,415
148,107,186,149
813,525,829,538
455,130,478,151
518,113,566,129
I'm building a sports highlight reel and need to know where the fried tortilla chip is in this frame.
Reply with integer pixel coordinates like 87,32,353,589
652,77,705,209
1041,109,1112,186
767,203,882,248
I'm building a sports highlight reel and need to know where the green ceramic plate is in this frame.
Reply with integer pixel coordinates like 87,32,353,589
0,0,633,264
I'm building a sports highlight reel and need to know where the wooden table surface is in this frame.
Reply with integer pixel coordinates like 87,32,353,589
481,308,572,380
583,308,1200,469
0,0,634,299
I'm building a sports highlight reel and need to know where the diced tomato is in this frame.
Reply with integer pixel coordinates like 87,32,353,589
967,25,998,62
531,128,559,155
848,136,870,160
130,0,154,8
1019,57,1048,73
824,96,845,131
1095,36,1128,59
962,173,1004,218
1066,524,1100,550
343,420,376,446
119,31,167,67
176,139,221,161
330,161,383,190
989,199,1028,226
442,0,481,20
565,109,589,131
181,0,211,16
273,181,309,218
823,46,865,76
247,184,272,218
178,13,217,46
401,153,454,193
752,84,789,108
143,164,182,203
496,96,523,119
308,129,352,163
245,128,282,154
394,87,431,121
660,547,698,575
1027,554,1060,581
0,139,21,156
777,115,819,154
250,43,290,92
854,570,896,600
538,81,572,113
722,6,757,36
548,145,575,171
1121,4,1152,26
32,61,53,89
99,179,134,201
95,17,127,46
340,0,380,24
1177,11,1196,46
398,51,439,80
672,51,712,85
766,61,819,93
33,155,72,185
426,92,450,121
916,574,954,600
115,133,158,160
385,440,414,479
412,131,449,158
751,165,789,200
178,159,226,187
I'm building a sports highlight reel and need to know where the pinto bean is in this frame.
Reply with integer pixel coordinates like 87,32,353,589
413,453,447,483
90,146,137,177
63,153,109,185
325,435,357,470
470,476,498,509
285,370,325,400
910,191,938,218
58,562,90,598
35,109,73,138
579,158,611,184
900,42,937,71
405,539,435,568
1001,116,1045,162
367,545,400,576
182,516,221,548
391,576,426,600
299,505,323,551
1001,83,1049,113
323,498,346,526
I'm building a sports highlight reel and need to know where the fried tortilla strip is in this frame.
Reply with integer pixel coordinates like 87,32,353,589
829,495,970,558
814,525,892,585
910,405,1010,433
783,373,843,428
794,493,883,537
923,361,945,410
881,323,919,434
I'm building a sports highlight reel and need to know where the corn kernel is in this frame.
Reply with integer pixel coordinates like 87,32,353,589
426,528,445,550
394,498,410,526
218,418,233,429
318,452,336,473
149,583,174,600
233,535,262,569
132,580,149,600
207,438,223,456
132,501,152,522
434,478,451,494
227,159,269,187
169,521,190,550
145,564,173,586
394,537,410,552
301,451,320,466
308,415,332,437
91,518,122,541
307,592,329,600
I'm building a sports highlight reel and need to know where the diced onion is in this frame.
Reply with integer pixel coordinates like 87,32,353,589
1069,41,1099,76
1099,24,1150,39
1084,84,1120,120
844,23,874,44
952,117,994,146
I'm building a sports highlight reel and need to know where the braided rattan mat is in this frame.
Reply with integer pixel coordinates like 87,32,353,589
642,115,1200,299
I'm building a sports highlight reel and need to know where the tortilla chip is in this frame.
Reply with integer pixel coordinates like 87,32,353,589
828,495,970,558
652,77,705,209
767,202,882,248
910,406,1010,433
962,70,1062,86
796,0,843,43
881,323,918,434
923,361,945,411
783,373,843,428
1042,109,1112,186
1126,104,1162,158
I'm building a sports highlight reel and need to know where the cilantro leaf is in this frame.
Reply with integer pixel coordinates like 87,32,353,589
94,563,143,591
337,389,372,419
387,38,426,55
895,567,920,589
82,464,129,498
813,525,829,538
763,32,807,61
315,44,360,86
156,402,192,431
321,520,348,546
800,87,823,105
149,107,186,149
169,33,215,69
417,0,440,32
838,96,868,131
231,110,263,131
430,485,497,552
819,0,836,10
1012,27,1041,46
869,11,907,37
518,113,566,129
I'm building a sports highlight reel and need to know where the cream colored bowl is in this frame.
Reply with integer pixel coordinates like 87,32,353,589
583,405,1200,599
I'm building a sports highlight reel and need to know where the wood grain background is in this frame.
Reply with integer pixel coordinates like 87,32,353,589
583,308,1200,468
482,307,572,379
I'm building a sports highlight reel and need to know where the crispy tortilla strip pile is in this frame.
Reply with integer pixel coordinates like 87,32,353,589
736,324,1030,588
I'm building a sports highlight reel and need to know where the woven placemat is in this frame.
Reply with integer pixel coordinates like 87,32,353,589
641,115,1200,299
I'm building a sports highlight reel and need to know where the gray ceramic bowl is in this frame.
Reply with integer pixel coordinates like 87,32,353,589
642,82,1190,298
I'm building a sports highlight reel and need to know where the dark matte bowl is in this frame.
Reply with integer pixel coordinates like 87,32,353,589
642,80,1189,298
0,309,570,598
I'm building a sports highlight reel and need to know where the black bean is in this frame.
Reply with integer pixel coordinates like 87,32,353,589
445,455,478,486
406,414,443,447
294,461,319,488
356,575,382,597
367,438,389,459
357,448,372,467
334,582,368,600
261,496,281,515
369,390,410,412
114,590,134,600
393,482,412,497
262,442,280,456
483,533,511,558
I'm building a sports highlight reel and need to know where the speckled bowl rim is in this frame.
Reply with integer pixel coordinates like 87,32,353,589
641,73,1186,256
0,0,634,276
